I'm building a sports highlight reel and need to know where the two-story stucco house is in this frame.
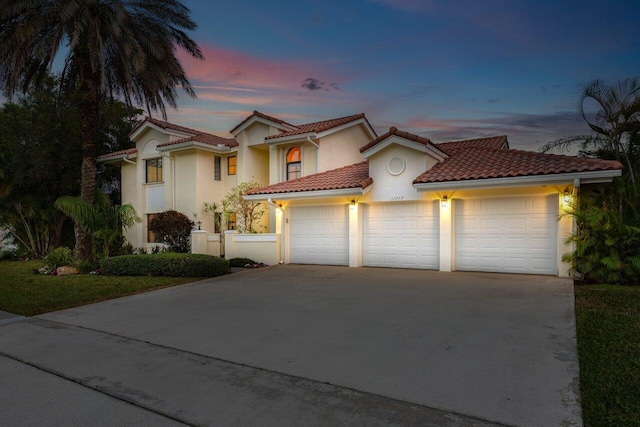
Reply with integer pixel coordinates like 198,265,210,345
98,111,376,250
99,111,622,277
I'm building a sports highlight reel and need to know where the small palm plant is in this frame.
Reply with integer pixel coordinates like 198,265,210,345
55,195,141,259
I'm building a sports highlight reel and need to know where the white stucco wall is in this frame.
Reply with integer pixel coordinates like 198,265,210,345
317,125,369,172
367,144,431,202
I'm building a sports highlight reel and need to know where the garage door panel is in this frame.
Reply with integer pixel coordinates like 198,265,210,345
455,195,558,275
363,201,439,270
290,206,349,266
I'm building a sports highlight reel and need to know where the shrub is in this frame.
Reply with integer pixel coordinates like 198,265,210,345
149,210,194,253
564,200,640,284
45,247,75,269
229,257,256,268
75,259,99,274
100,253,229,277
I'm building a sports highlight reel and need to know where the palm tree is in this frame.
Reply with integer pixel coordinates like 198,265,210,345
55,195,141,259
541,78,640,185
0,0,202,260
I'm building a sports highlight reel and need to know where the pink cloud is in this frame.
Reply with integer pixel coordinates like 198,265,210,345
197,91,272,106
179,43,346,91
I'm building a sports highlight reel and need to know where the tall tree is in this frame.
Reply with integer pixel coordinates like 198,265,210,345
0,74,140,256
0,0,203,260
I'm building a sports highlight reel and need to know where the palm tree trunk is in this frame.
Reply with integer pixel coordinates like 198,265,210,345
75,60,100,261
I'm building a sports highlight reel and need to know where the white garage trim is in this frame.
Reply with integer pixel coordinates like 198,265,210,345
363,201,439,269
454,195,558,275
289,205,349,266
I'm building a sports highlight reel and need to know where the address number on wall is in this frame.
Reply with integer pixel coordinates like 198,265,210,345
390,196,404,201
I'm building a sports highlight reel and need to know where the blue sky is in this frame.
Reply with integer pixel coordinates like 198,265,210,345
162,0,640,151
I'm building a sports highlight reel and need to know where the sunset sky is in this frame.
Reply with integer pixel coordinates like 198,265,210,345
164,0,640,151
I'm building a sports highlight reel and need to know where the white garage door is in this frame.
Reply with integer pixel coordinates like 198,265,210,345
363,201,439,269
289,205,349,266
455,195,558,275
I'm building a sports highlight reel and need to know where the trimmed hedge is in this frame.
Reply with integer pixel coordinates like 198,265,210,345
101,253,230,277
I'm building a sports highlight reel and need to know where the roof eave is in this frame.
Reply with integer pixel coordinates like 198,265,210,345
97,152,138,164
315,117,377,140
245,185,372,201
129,120,194,141
156,140,234,153
413,169,622,191
265,132,317,144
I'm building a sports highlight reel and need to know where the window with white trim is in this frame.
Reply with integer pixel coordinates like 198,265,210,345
146,158,163,183
286,147,301,180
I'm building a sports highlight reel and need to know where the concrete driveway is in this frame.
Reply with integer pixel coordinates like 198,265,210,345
0,265,581,426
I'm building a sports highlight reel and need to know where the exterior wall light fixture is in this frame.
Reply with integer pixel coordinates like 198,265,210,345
563,188,572,205
441,195,449,208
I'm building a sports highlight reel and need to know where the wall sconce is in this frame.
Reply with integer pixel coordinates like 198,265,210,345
563,188,572,205
349,199,357,210
196,220,202,230
441,195,449,208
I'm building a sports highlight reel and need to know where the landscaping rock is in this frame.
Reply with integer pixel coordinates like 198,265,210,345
56,266,79,276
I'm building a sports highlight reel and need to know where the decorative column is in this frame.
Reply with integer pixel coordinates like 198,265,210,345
225,230,238,260
349,202,363,267
191,230,208,254
439,197,453,272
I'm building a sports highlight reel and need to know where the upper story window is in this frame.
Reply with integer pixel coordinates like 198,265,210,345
214,156,221,181
146,158,163,183
286,147,301,181
228,156,237,175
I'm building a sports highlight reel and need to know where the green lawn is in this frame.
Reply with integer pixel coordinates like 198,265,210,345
575,284,640,426
0,260,201,316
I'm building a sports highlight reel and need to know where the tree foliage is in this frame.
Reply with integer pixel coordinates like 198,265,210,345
222,181,266,233
0,0,202,260
0,75,139,257
148,210,194,253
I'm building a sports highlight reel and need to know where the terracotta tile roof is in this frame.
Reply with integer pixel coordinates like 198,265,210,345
158,133,238,148
436,135,509,151
266,113,367,140
413,146,623,184
360,126,437,153
247,161,372,195
230,110,297,134
97,148,137,160
129,117,238,148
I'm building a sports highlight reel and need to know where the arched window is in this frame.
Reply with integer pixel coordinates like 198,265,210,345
286,147,301,180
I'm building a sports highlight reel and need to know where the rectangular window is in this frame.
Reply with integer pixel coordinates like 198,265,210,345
228,213,236,231
214,156,221,181
147,214,158,243
287,162,301,180
146,158,163,183
228,156,237,175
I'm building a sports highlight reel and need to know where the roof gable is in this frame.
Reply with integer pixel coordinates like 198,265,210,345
230,110,298,135
360,127,448,161
265,113,376,143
